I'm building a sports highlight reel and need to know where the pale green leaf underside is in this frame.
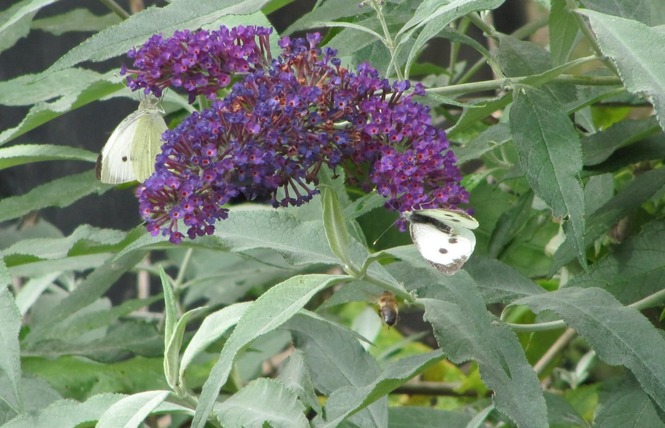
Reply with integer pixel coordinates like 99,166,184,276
515,287,665,413
96,391,171,428
0,144,96,171
318,351,445,427
44,0,272,75
0,289,22,412
215,378,308,428
191,274,349,428
581,10,665,133
2,393,125,428
0,171,112,223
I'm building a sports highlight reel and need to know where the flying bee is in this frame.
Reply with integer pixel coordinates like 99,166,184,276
378,291,399,327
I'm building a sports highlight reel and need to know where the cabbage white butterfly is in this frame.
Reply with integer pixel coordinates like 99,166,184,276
96,98,167,184
404,208,478,274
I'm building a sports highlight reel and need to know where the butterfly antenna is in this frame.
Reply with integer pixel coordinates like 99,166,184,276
372,216,401,247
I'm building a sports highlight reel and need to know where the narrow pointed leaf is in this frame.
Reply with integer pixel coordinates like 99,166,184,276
179,302,252,383
215,379,308,428
0,288,22,412
318,351,445,427
515,287,665,412
0,171,112,223
552,168,665,272
510,87,585,268
0,144,95,171
191,274,348,428
581,10,665,132
97,391,170,428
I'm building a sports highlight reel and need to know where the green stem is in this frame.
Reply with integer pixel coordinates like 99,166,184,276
174,248,194,290
533,327,577,375
565,0,618,75
467,11,497,39
506,319,567,332
506,287,665,334
356,268,414,303
369,0,404,80
630,287,665,311
98,0,130,19
449,18,471,80
511,15,549,41
428,73,620,97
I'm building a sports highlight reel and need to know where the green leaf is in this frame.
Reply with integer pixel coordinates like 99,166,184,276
497,35,575,104
97,390,171,428
286,312,386,427
0,0,59,35
26,320,163,361
26,249,147,343
552,168,665,272
514,287,665,413
0,144,96,171
0,171,112,223
581,10,665,133
31,9,121,35
549,0,579,65
2,393,125,428
543,393,588,427
179,302,252,385
0,1,36,54
191,274,349,428
43,0,272,75
447,94,512,139
510,87,586,268
285,0,364,34
321,187,354,271
0,69,104,107
487,190,534,258
387,407,473,427
277,349,321,413
595,375,665,427
565,221,665,304
579,0,665,26
317,351,445,427
0,257,10,290
0,77,121,145
582,116,661,166
0,288,22,412
404,265,547,428
403,0,505,74
3,225,126,261
160,267,179,388
0,376,61,423
454,123,511,164
398,0,503,38
22,356,167,401
178,206,342,266
215,378,308,428
464,256,546,304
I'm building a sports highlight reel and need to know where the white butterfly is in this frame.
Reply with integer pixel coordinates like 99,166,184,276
404,208,478,274
96,98,167,184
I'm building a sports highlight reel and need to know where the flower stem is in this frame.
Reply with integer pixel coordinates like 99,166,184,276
98,0,130,19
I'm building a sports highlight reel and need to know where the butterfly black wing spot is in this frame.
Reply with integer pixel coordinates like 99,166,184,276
121,155,129,162
439,248,448,254
449,237,458,244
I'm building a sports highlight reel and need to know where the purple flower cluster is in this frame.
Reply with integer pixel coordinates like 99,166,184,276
122,26,272,102
126,26,469,243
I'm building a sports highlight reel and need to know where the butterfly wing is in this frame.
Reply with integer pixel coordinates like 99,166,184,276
408,221,476,274
97,109,145,184
130,111,167,182
416,208,479,229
